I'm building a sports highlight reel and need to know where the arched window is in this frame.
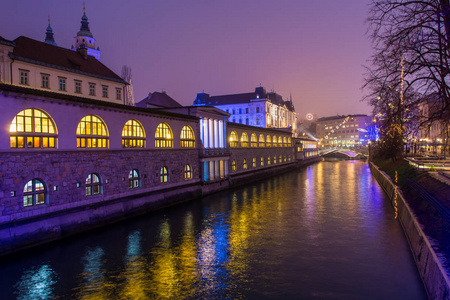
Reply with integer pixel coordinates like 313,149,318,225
86,173,101,196
243,159,247,169
261,157,264,166
122,120,145,148
23,179,46,206
160,166,169,183
273,136,278,147
232,160,237,171
241,132,249,147
77,115,108,148
252,157,256,167
288,137,291,146
259,134,265,147
155,123,173,148
180,126,195,148
266,135,272,147
267,156,271,165
184,164,192,180
278,136,283,146
230,131,238,147
250,133,257,147
283,137,287,147
10,109,57,148
129,169,140,188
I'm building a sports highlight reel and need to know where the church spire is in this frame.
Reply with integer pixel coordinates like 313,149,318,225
44,16,57,46
72,3,101,61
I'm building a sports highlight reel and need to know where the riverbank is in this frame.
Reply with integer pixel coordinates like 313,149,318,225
369,160,450,300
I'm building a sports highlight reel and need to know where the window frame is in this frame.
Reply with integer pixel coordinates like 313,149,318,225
23,179,46,207
180,125,195,148
155,123,173,148
128,169,140,188
41,73,50,89
122,119,145,148
86,173,101,196
58,77,67,91
76,115,109,148
19,69,29,85
160,166,169,183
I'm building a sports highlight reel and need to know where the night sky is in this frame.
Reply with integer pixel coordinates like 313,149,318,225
1,0,373,119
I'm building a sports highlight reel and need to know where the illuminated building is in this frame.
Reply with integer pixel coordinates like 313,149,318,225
193,86,297,131
315,114,373,148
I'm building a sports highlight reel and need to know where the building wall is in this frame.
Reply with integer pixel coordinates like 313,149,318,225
316,115,372,147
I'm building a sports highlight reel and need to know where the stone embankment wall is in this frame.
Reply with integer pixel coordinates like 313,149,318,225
0,148,320,256
370,162,450,300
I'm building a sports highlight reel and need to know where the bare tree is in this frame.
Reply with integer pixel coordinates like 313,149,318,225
364,0,450,159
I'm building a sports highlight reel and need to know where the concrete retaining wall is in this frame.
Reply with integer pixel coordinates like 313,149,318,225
370,162,450,300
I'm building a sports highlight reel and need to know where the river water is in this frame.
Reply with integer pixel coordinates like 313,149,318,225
0,160,427,299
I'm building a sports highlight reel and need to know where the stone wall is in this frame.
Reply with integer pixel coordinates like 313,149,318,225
370,162,450,299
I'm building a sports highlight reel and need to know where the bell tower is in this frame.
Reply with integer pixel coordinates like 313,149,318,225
72,4,101,61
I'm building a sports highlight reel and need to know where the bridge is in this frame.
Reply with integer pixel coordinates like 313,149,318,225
319,148,368,159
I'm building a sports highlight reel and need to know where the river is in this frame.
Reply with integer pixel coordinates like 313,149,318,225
0,160,427,299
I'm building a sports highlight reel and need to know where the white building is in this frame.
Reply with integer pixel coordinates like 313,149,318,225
193,86,297,131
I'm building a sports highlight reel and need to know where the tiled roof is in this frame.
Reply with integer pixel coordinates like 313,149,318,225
136,91,183,108
9,36,125,83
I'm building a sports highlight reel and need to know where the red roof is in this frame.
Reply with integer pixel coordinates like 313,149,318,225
10,36,125,83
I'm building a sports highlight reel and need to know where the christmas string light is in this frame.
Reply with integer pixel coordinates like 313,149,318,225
394,171,398,219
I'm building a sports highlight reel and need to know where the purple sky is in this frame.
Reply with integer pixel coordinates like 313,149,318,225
1,0,373,119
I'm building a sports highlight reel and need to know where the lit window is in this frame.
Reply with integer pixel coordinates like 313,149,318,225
155,123,173,148
259,134,265,147
241,132,249,147
184,164,192,180
180,125,195,147
23,179,46,206
252,157,256,167
288,137,291,146
116,88,122,100
122,119,145,148
274,156,277,164
129,169,140,188
273,136,277,147
89,83,96,96
160,166,169,183
230,131,238,147
10,109,57,149
267,157,271,165
41,74,49,89
251,133,257,147
261,157,264,166
76,115,108,148
243,159,247,169
75,80,82,94
266,135,272,147
232,160,237,171
279,155,282,163
20,70,29,85
102,85,108,98
278,136,283,147
86,173,101,196
58,77,66,91
288,155,291,161
283,137,287,147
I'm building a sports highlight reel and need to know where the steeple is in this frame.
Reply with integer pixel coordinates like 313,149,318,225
44,16,57,46
72,3,101,61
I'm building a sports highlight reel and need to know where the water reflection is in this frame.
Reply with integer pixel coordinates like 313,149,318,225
14,264,57,300
5,161,427,299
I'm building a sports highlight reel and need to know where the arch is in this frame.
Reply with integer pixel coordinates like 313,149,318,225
278,136,283,146
23,179,46,206
77,115,108,148
10,108,57,149
122,120,145,148
86,173,101,196
129,169,140,188
259,134,265,147
266,134,272,147
180,125,195,148
155,123,173,148
230,131,238,147
288,137,291,146
184,164,192,180
241,132,249,147
160,166,169,183
232,160,237,171
250,133,257,147
273,135,278,147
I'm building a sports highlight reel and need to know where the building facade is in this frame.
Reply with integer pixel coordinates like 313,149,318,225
193,86,297,131
315,114,373,148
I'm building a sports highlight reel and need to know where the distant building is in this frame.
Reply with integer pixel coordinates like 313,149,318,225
315,114,373,148
193,86,297,131
0,8,127,104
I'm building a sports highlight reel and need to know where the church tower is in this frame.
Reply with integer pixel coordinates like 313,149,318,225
44,17,57,46
72,5,101,61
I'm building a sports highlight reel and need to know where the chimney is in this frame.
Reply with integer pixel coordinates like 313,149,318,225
77,45,88,60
